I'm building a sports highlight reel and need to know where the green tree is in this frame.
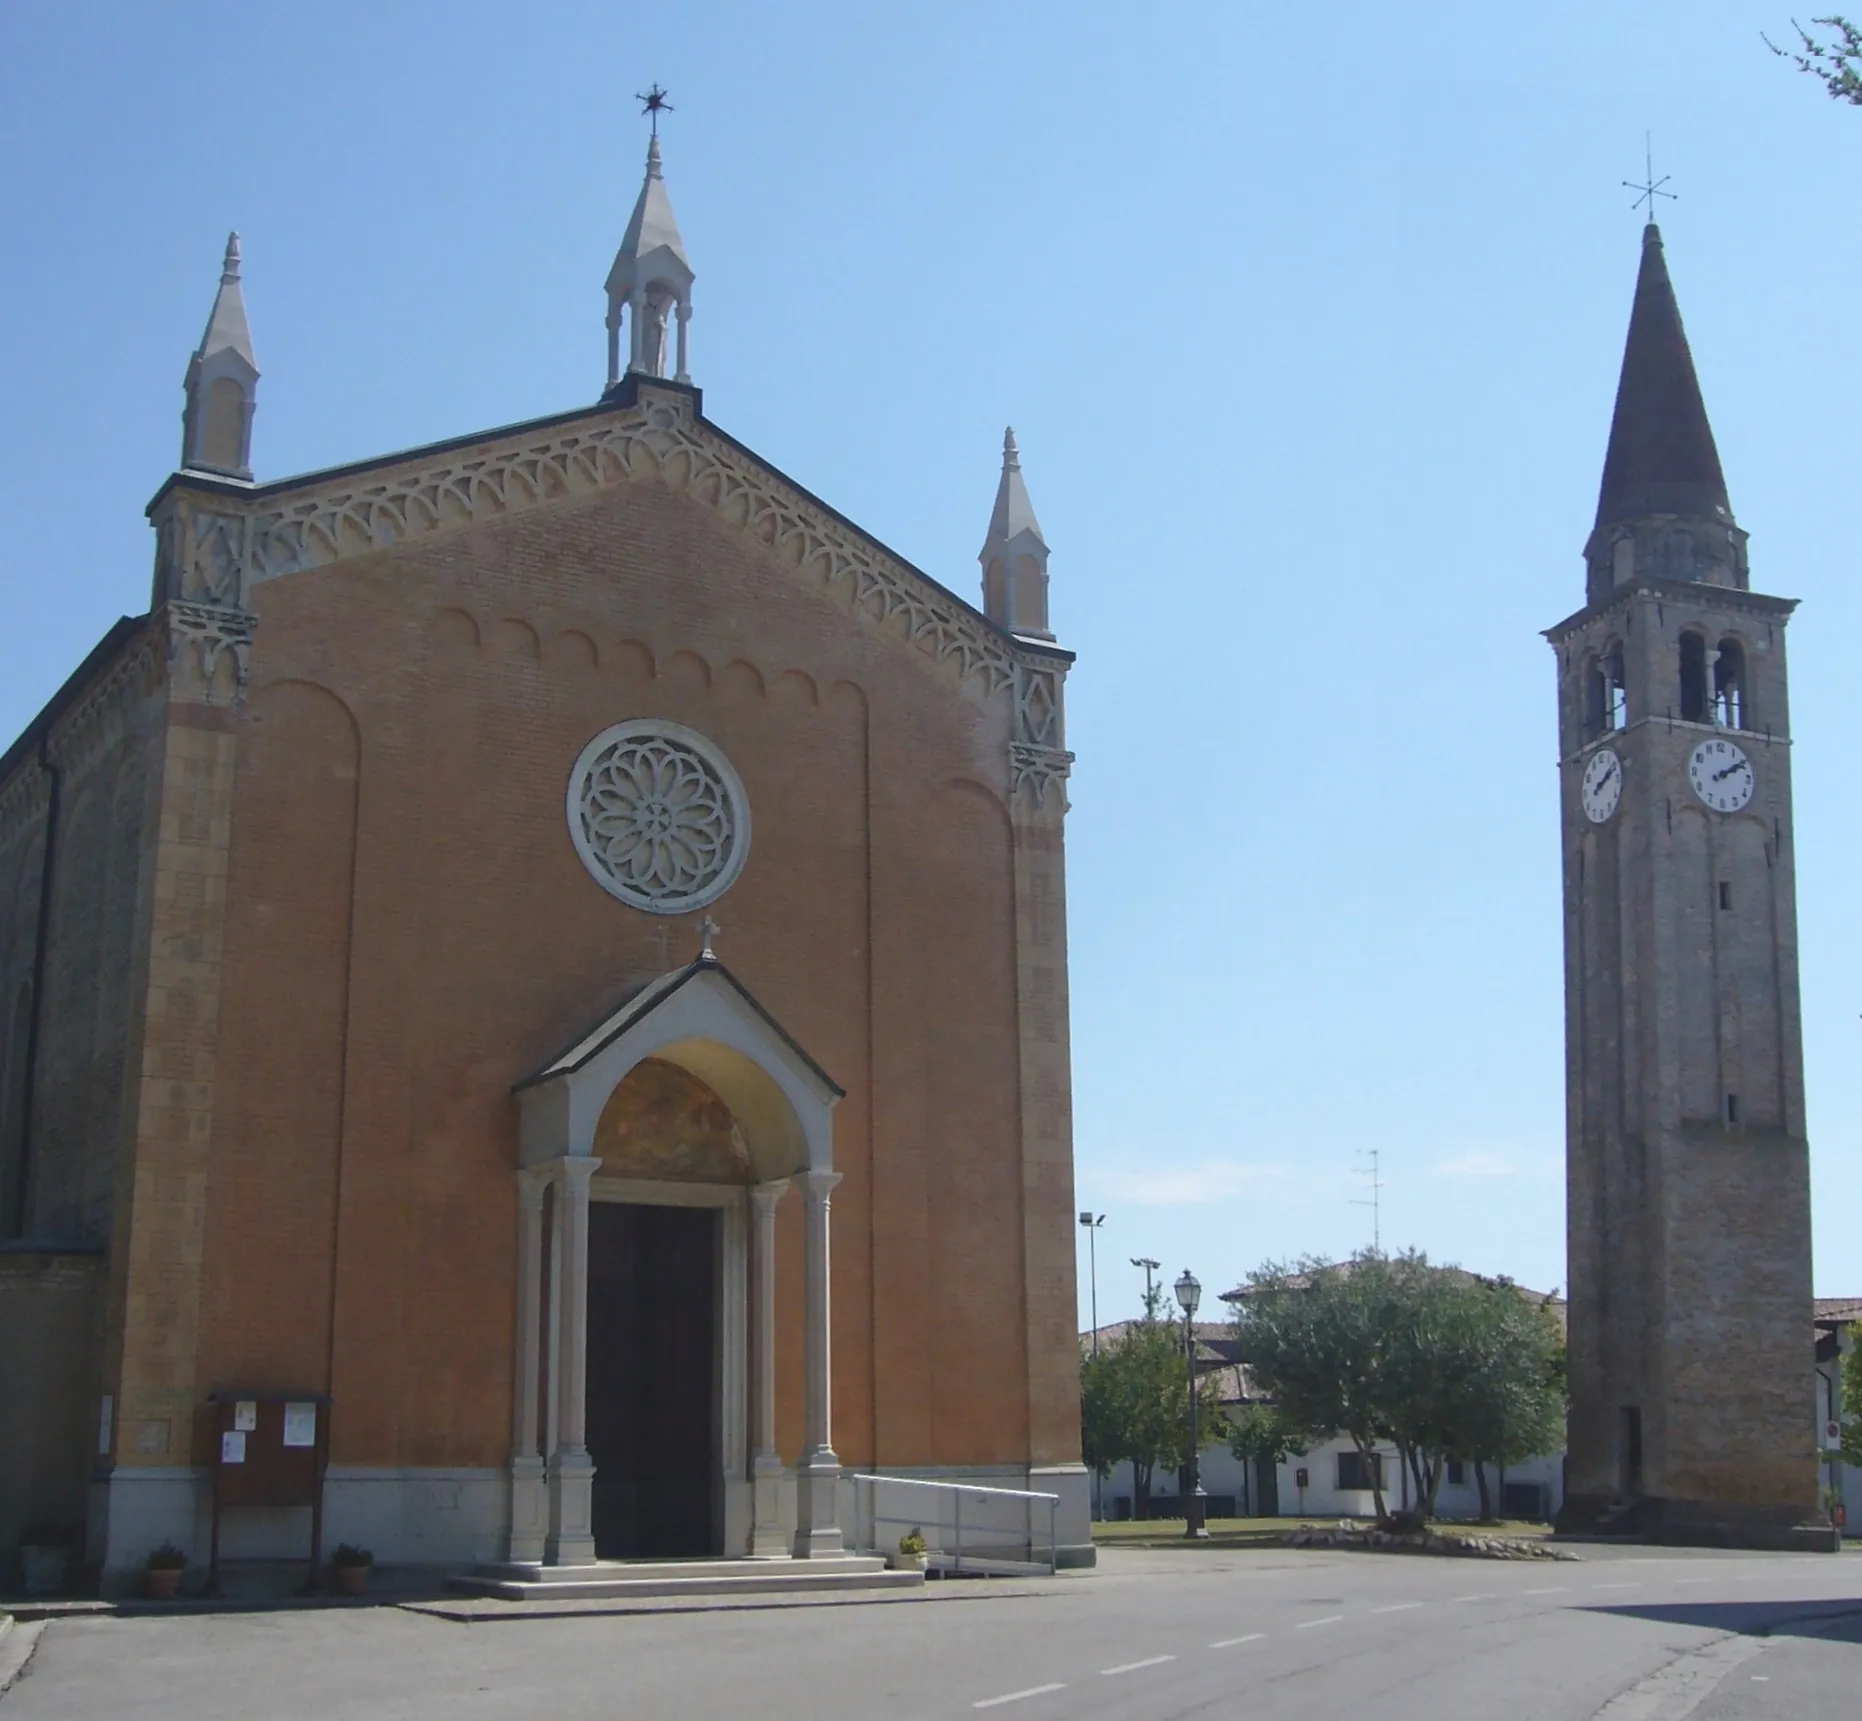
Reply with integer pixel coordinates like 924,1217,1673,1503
1767,16,1862,101
1226,1401,1309,1516
1234,1250,1566,1530
1078,1286,1228,1517
1438,1283,1566,1522
1841,1337,1862,1468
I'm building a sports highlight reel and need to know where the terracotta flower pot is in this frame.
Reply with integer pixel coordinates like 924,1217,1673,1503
334,1563,369,1596
144,1565,183,1600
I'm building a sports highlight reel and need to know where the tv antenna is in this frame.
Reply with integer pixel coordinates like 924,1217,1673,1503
1352,1148,1384,1252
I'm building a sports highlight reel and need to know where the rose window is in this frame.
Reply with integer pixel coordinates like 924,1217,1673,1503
566,721,751,913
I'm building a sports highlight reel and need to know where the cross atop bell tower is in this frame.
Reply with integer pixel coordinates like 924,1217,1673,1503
604,88,694,394
1546,219,1829,1552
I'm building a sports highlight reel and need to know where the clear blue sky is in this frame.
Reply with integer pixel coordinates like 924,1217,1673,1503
3,2,1856,1323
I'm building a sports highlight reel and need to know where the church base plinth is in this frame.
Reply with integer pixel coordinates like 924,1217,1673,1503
749,1453,788,1558
545,1451,597,1566
508,1457,548,1564
1558,1492,1838,1553
793,1451,843,1558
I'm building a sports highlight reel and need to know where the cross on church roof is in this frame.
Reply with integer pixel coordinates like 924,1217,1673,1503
698,915,720,961
1623,132,1676,222
637,82,673,137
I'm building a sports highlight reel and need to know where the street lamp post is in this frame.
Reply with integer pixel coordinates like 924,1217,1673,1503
1079,1213,1106,1521
1079,1213,1105,1352
1175,1267,1209,1540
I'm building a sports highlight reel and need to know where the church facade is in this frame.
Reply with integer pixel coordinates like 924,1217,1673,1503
0,139,1089,1586
1548,224,1831,1549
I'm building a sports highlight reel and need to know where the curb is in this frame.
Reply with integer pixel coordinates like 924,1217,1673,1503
0,1617,47,1702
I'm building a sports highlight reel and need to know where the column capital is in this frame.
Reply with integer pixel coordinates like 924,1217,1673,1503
750,1178,790,1216
794,1167,842,1201
548,1154,603,1191
514,1167,549,1210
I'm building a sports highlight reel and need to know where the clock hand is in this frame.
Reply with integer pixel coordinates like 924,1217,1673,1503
1712,759,1750,783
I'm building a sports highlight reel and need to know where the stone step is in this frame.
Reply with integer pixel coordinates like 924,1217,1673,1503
449,1557,920,1603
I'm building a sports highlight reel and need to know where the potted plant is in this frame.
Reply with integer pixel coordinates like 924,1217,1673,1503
330,1543,374,1596
144,1543,187,1600
19,1524,73,1598
893,1527,927,1572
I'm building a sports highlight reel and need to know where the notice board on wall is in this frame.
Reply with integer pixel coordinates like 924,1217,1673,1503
206,1390,332,1594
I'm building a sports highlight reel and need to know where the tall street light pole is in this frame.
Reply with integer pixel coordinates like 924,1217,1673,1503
1079,1213,1106,1522
1175,1267,1209,1540
1132,1256,1160,1315
1079,1213,1105,1352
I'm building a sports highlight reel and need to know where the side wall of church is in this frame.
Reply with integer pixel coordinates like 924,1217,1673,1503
0,631,165,1553
190,468,1048,1478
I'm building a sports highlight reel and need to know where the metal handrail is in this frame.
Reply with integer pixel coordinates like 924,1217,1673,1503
846,1473,1061,1575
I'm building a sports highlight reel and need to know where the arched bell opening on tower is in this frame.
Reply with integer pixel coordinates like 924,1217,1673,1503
1584,643,1628,737
1678,630,1709,724
1712,636,1747,731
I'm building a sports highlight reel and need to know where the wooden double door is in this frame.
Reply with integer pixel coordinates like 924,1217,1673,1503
585,1202,719,1558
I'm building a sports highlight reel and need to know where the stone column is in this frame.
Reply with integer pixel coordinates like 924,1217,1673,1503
545,1154,600,1564
749,1179,789,1557
675,301,692,384
793,1167,843,1557
508,1169,548,1564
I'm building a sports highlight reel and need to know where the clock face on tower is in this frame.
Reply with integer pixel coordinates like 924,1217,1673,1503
1687,737,1755,813
1581,747,1623,824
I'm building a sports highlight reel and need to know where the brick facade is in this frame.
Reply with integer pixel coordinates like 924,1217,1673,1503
0,377,1085,1577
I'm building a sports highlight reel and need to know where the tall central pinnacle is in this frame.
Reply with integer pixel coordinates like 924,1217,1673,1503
1594,223,1729,532
603,113,695,392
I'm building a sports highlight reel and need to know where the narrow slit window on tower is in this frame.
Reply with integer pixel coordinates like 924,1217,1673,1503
1713,637,1746,730
1726,1093,1740,1125
1718,881,1731,911
1679,631,1708,723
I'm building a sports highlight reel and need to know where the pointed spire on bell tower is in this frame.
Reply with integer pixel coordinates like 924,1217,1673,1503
1586,223,1744,599
605,89,695,394
979,428,1053,639
180,232,259,480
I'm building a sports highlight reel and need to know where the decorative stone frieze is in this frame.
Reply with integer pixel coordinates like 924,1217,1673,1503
0,759,51,856
150,386,1074,804
163,601,255,706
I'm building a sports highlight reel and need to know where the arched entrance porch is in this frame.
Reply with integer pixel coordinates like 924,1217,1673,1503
507,953,844,1568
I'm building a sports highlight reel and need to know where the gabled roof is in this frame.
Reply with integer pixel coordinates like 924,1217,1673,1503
514,953,842,1098
1594,224,1729,531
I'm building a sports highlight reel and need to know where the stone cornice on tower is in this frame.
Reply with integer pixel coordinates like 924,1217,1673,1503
1543,576,1799,647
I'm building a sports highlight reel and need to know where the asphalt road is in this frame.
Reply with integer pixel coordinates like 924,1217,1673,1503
5,1544,1858,1720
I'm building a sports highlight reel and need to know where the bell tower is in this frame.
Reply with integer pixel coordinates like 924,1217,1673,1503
1546,224,1829,1549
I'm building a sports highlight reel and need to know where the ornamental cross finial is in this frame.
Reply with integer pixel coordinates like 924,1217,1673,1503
698,915,720,961
1623,132,1676,222
637,82,673,137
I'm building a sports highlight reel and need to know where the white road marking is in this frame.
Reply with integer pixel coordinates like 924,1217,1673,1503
1675,1577,1712,1586
1372,1602,1422,1614
1209,1633,1265,1649
1297,1615,1345,1629
1592,1582,1641,1590
974,1685,1066,1709
1451,1593,1495,1603
1100,1656,1175,1677
1524,1586,1569,1596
